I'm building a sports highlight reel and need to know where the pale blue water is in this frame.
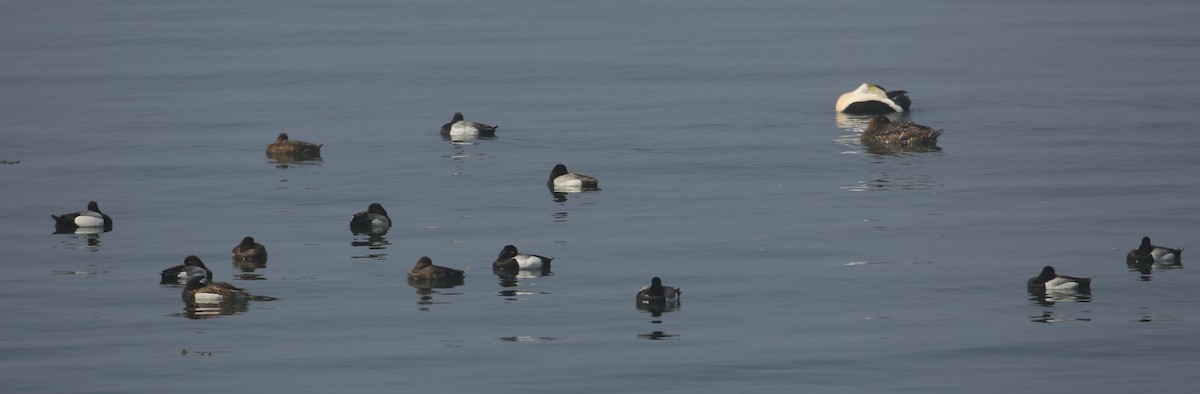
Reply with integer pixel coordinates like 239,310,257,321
2,0,1199,392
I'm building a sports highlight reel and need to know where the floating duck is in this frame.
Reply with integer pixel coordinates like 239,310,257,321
548,164,599,192
636,277,682,306
836,83,911,115
1127,236,1183,265
266,133,322,157
861,116,942,146
231,236,267,261
51,201,113,233
441,112,498,138
1027,266,1091,291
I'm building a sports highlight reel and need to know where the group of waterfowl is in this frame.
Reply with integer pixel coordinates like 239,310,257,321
1025,236,1183,299
836,82,943,152
55,89,1174,312
52,110,684,312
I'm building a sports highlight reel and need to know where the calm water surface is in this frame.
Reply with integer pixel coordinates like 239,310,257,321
2,0,1199,392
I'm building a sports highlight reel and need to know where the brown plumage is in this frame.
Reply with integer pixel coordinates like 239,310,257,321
182,267,248,300
266,133,323,157
408,256,466,281
231,236,267,261
861,116,942,146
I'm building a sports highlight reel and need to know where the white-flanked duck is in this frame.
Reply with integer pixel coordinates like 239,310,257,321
183,266,248,302
836,83,911,115
231,236,268,261
548,164,599,192
441,112,498,138
161,255,209,284
51,201,113,233
1027,266,1092,292
1127,236,1183,264
350,203,391,230
266,132,323,157
409,256,465,281
637,277,682,306
492,245,553,271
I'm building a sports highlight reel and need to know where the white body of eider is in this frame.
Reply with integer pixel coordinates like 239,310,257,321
836,83,904,113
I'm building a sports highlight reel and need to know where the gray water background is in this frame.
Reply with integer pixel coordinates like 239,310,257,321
2,0,1199,392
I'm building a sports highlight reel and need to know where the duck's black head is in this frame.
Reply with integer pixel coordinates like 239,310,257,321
87,201,101,212
368,203,389,218
276,133,290,142
185,274,207,290
498,245,519,260
452,112,464,122
887,90,911,112
550,164,569,179
1139,236,1153,253
184,255,206,269
648,277,664,296
1037,266,1057,280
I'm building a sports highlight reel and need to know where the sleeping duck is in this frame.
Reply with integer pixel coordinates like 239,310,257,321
182,267,248,302
861,116,942,147
636,277,682,306
266,133,323,157
492,245,553,271
231,236,268,261
51,201,113,233
350,203,391,231
409,256,466,281
836,83,911,115
161,255,209,284
1127,236,1183,265
548,164,599,192
1027,266,1092,292
441,112,498,138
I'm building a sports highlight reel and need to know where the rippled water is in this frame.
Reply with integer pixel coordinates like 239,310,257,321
3,0,1199,392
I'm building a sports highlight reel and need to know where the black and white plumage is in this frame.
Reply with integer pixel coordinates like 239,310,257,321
350,203,391,231
1127,236,1183,265
1027,266,1092,292
231,236,268,261
492,245,553,271
636,277,681,306
266,133,322,157
440,112,498,138
836,83,911,115
547,164,599,192
861,116,942,147
51,201,113,233
161,255,209,284
409,256,466,281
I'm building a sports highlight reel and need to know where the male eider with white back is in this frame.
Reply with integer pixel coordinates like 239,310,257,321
836,83,911,115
